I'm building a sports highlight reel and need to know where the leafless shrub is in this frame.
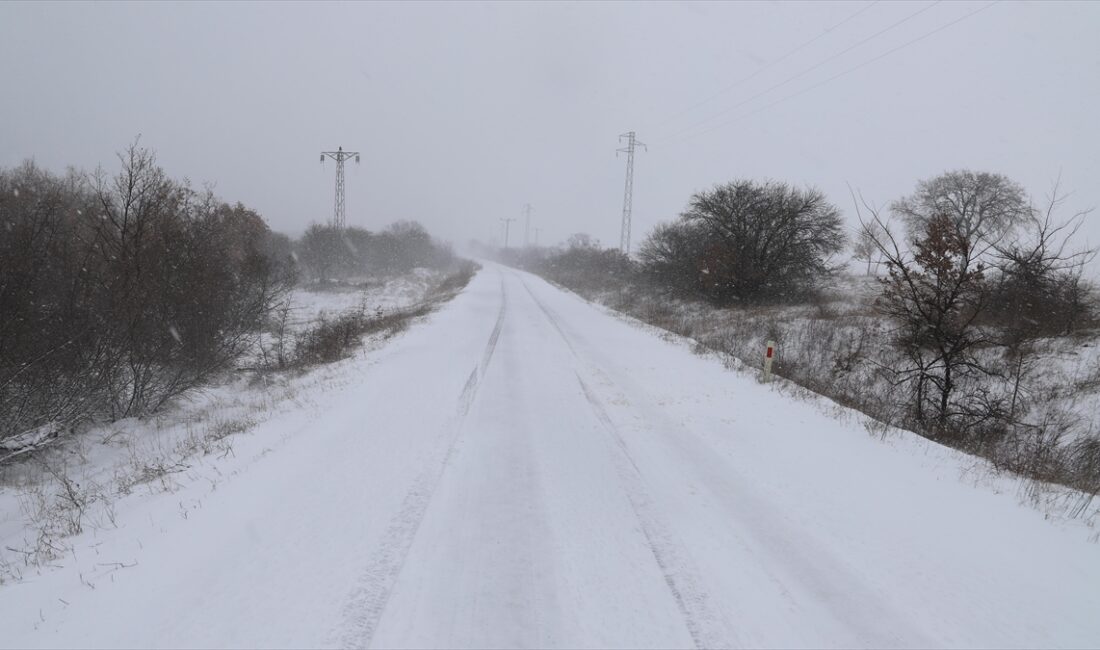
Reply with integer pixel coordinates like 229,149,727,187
986,181,1098,339
540,246,636,296
258,299,295,370
0,144,294,452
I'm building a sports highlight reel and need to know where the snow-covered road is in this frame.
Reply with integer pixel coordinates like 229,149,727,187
2,265,1098,648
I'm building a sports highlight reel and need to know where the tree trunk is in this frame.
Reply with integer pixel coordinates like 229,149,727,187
939,361,952,428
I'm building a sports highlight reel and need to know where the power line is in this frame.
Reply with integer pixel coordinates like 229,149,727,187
673,1,1000,144
649,1,881,131
655,0,943,144
320,146,360,229
617,131,646,255
500,217,516,249
523,203,534,247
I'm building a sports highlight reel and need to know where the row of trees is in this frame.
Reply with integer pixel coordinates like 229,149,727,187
0,147,296,444
296,220,456,283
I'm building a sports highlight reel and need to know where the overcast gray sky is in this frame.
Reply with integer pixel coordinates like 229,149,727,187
2,1,1098,255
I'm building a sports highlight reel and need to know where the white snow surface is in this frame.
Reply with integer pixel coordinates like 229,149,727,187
1,264,1098,648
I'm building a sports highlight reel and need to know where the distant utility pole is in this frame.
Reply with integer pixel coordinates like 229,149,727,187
534,227,542,247
320,146,360,229
523,203,534,247
500,217,516,249
616,131,646,255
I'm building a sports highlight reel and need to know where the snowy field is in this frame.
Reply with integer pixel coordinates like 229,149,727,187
0,264,1098,648
282,269,441,332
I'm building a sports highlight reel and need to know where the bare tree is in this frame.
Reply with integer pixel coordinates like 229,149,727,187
677,179,846,303
852,220,886,275
858,204,990,433
892,170,1033,250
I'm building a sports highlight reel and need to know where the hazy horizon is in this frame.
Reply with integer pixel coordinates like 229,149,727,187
3,1,1097,255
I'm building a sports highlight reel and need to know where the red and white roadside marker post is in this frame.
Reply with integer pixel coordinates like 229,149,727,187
762,340,776,383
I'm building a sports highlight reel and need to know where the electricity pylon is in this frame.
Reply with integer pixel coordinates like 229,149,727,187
320,146,360,229
617,131,646,254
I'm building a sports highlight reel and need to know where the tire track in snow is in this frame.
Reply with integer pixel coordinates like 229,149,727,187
332,277,508,649
582,359,932,648
521,271,929,648
576,372,732,650
456,366,479,417
517,274,732,649
478,279,508,377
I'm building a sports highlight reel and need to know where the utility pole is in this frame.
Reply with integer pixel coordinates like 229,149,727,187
500,217,516,249
534,227,542,247
320,146,360,229
523,203,534,247
616,131,646,255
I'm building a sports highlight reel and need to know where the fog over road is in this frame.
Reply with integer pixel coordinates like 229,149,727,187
2,265,1098,649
